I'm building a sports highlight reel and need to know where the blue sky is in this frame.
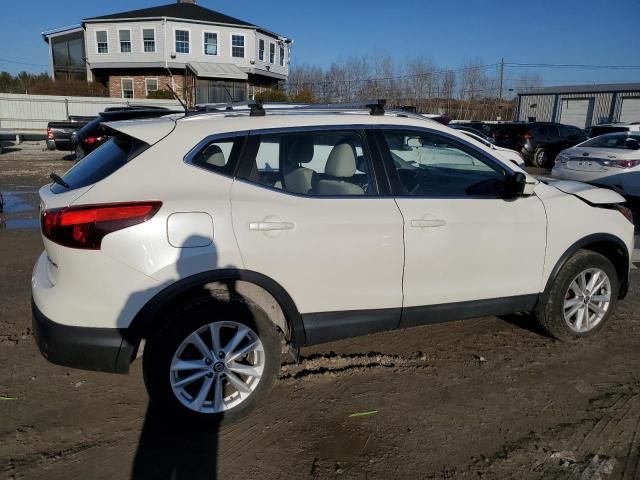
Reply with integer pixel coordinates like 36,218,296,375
2,0,639,88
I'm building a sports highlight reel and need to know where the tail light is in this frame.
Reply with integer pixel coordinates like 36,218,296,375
605,159,640,169
523,132,533,140
47,127,54,140
83,136,105,145
41,202,162,250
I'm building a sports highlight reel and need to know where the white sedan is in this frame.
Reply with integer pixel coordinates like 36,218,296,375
456,129,526,168
552,133,640,197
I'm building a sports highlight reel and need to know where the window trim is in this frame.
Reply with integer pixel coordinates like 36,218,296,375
121,77,134,99
269,42,276,64
174,27,191,54
118,28,132,54
230,33,246,58
202,30,219,56
95,30,109,54
144,78,159,97
235,125,384,198
141,27,156,54
258,38,265,62
375,126,514,199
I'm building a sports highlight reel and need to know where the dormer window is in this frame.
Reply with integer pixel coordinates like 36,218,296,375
231,34,245,58
96,30,108,54
269,43,275,64
143,29,156,53
258,39,265,62
119,30,132,53
279,45,285,66
175,29,190,54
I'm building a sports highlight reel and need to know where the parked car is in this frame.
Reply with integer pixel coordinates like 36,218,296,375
72,106,181,160
552,132,640,197
452,128,525,168
588,122,640,138
492,122,587,167
450,124,495,143
449,120,494,139
33,101,634,424
46,116,95,151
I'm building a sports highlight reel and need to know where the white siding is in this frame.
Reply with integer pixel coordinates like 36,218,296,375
85,20,289,79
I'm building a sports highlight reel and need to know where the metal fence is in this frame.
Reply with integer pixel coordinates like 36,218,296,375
0,93,182,131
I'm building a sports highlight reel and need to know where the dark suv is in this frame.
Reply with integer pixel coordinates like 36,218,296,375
492,122,587,167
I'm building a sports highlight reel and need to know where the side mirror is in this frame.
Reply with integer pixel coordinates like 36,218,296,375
504,172,527,199
625,138,640,150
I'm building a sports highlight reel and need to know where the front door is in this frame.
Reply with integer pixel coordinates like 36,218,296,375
377,128,547,327
231,127,405,344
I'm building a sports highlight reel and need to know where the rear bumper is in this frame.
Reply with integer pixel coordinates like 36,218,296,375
32,298,135,374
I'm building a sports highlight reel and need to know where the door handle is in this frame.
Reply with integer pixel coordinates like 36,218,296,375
411,218,446,228
249,221,295,231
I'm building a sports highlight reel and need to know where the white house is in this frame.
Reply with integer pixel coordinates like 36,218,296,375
42,0,292,104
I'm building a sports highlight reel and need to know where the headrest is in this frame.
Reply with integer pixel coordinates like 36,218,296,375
288,138,314,164
325,143,356,178
201,144,225,167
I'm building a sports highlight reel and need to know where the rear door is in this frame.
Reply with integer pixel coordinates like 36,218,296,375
230,127,405,345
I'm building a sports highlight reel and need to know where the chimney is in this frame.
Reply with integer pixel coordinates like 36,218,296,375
177,0,196,3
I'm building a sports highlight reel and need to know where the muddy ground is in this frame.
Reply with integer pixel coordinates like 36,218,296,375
1,144,640,480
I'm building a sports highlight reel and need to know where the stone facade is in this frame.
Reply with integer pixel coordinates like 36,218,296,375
106,70,185,100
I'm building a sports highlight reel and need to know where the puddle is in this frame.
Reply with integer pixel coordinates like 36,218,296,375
1,218,40,230
1,191,38,214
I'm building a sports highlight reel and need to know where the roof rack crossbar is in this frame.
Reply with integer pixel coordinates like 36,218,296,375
296,99,387,116
195,99,265,116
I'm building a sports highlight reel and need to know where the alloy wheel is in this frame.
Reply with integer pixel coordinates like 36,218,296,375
169,321,265,414
563,268,612,333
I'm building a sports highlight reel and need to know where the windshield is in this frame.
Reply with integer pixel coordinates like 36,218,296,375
51,135,148,193
580,133,640,149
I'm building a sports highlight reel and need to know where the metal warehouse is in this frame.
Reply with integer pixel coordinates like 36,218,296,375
516,83,640,129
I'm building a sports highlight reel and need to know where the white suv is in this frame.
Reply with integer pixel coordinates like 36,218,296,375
32,101,635,423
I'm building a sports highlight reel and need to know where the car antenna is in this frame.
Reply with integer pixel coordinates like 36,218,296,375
165,84,188,114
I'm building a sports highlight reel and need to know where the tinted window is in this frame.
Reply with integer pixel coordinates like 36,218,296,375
581,133,640,149
383,131,507,197
240,131,374,196
51,135,148,193
537,124,558,137
493,124,529,137
190,137,243,176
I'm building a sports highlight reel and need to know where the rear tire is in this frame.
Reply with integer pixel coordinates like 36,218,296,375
143,298,281,426
533,147,548,168
536,250,619,341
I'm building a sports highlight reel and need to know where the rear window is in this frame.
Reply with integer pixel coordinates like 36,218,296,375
580,133,640,149
588,126,629,138
51,135,148,193
492,124,529,137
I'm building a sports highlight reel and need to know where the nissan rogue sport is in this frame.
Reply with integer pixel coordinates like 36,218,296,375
32,101,634,424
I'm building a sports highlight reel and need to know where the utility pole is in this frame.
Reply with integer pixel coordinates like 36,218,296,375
499,58,505,100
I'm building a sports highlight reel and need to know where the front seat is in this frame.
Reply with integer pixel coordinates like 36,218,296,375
283,138,315,194
316,143,364,195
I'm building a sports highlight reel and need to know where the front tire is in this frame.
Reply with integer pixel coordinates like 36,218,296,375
143,298,281,425
533,147,548,168
536,250,619,341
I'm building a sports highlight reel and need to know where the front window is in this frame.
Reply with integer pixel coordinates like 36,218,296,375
175,30,190,54
96,31,108,54
258,39,265,61
269,43,275,64
121,78,134,99
143,29,156,53
145,78,158,96
204,32,218,55
279,45,285,66
231,34,245,58
240,131,374,196
383,131,507,197
119,30,131,53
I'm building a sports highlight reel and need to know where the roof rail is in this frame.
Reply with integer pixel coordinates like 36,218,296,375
194,99,265,117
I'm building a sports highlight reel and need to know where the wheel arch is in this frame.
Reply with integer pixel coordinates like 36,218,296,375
126,269,306,359
544,233,630,299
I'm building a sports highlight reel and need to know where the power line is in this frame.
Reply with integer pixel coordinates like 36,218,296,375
0,57,49,68
507,62,640,70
